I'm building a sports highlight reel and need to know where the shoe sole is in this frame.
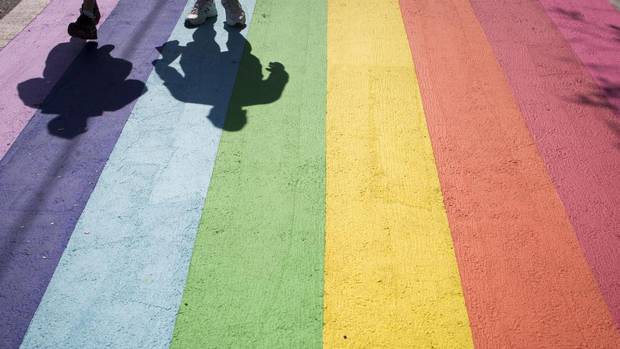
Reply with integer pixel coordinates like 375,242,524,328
225,20,246,27
185,10,218,27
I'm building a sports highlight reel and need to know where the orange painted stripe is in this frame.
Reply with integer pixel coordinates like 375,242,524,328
399,0,620,347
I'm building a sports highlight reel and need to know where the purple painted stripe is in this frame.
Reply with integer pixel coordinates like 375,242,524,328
0,0,119,160
0,0,187,347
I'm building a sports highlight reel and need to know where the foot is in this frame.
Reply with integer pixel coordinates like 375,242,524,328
186,0,217,26
222,0,246,27
67,5,101,40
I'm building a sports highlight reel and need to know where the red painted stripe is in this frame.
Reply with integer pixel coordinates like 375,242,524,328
469,0,620,329
399,0,620,346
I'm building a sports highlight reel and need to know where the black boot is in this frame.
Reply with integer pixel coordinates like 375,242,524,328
68,4,101,40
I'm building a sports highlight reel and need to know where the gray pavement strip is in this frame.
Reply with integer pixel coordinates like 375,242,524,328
0,0,21,19
0,0,49,48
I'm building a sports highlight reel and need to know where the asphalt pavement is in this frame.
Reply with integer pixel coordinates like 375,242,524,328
0,0,21,19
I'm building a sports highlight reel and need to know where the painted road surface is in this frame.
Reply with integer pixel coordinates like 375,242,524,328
0,0,619,348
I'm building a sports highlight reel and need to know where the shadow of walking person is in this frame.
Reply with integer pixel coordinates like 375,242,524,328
153,20,288,131
18,43,146,139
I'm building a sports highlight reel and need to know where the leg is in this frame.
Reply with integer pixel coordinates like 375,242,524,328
82,0,97,12
82,0,101,23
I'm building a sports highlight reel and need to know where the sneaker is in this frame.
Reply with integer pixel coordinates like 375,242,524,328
67,5,100,40
186,0,217,26
222,0,246,27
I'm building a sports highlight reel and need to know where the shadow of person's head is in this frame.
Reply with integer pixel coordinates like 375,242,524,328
153,21,289,132
18,42,146,139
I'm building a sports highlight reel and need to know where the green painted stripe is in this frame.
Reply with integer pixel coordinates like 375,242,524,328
170,0,327,348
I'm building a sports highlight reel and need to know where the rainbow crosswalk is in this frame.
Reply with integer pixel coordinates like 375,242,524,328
0,0,619,348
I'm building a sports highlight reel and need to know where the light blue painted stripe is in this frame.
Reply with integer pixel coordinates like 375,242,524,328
20,1,256,348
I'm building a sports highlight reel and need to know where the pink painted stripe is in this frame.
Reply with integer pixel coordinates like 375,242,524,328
539,0,620,113
0,0,119,158
469,0,620,328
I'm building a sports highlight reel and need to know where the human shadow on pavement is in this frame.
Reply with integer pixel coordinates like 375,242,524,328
18,42,146,139
153,19,288,131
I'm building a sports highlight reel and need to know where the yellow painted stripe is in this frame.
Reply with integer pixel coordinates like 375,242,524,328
323,1,475,347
